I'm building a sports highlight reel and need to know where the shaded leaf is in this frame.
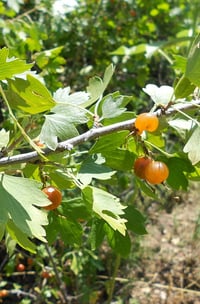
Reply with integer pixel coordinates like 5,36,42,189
46,212,82,246
60,197,92,221
124,206,147,235
0,223,5,242
103,149,135,171
166,157,194,190
105,224,131,257
89,219,106,250
136,178,158,199
89,131,129,154
78,154,116,185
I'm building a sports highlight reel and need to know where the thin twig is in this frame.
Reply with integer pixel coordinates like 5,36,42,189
45,244,68,304
152,283,200,296
10,289,37,300
107,254,121,304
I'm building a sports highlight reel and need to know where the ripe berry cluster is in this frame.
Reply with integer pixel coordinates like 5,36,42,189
134,157,169,185
133,111,169,184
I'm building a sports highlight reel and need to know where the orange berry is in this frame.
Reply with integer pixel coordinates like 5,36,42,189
0,289,8,298
130,10,136,17
135,112,159,134
41,270,53,279
16,263,26,272
144,160,169,185
134,157,152,179
42,186,62,210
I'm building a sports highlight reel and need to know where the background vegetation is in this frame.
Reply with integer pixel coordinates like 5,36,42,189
0,0,200,303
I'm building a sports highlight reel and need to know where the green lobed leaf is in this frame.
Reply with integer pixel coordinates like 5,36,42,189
7,75,55,113
183,126,200,165
101,94,128,119
89,131,129,154
46,212,82,246
104,224,131,257
0,47,32,80
53,87,89,105
173,55,187,73
0,174,49,245
40,103,89,150
89,131,134,171
103,111,135,126
0,223,5,242
174,75,195,98
89,219,106,250
91,186,127,236
35,46,65,68
0,129,9,149
166,157,194,190
60,197,92,221
48,169,75,190
124,206,147,235
40,113,79,150
57,216,82,246
6,220,36,253
185,33,200,86
78,154,116,185
85,64,115,107
143,84,174,106
136,178,158,199
103,149,135,171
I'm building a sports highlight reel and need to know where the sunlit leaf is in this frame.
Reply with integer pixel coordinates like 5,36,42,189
40,103,89,150
143,84,174,106
53,86,89,105
85,64,115,107
0,47,32,80
183,126,200,165
185,33,200,86
0,129,9,149
6,220,36,253
0,174,49,250
174,76,195,98
91,186,127,235
101,95,127,119
7,75,55,113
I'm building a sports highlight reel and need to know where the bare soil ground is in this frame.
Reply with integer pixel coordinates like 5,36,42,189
126,183,200,304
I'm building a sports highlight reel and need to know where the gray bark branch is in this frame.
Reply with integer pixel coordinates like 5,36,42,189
0,100,199,167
